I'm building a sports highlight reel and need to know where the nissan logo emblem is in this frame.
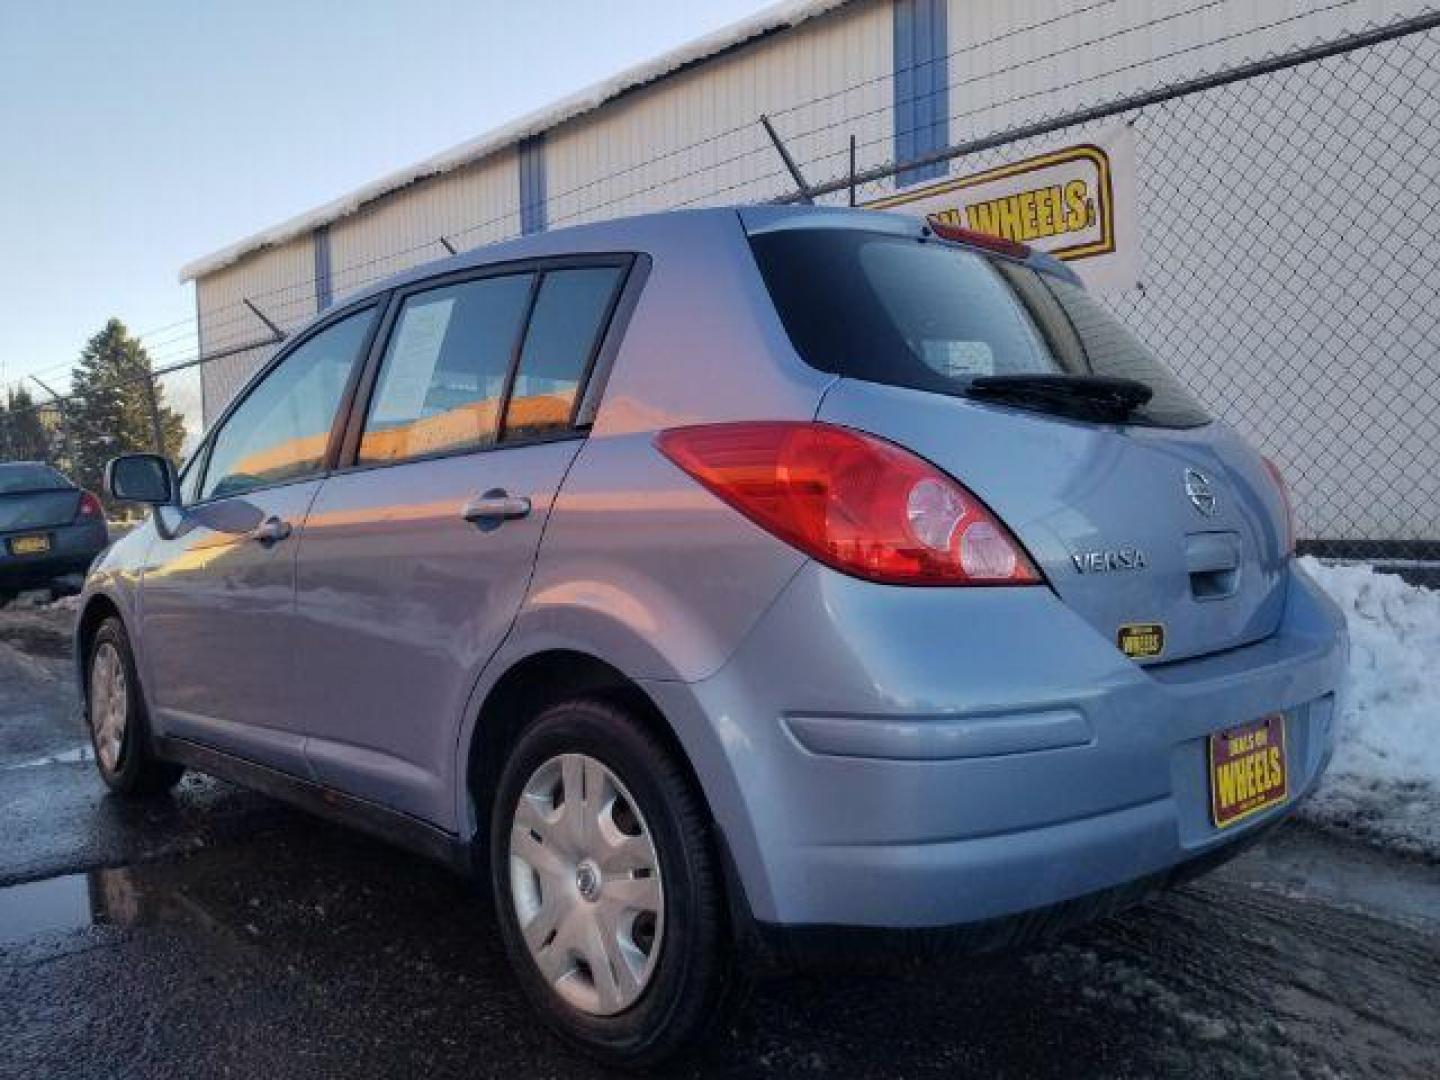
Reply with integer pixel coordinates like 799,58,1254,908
1184,468,1218,516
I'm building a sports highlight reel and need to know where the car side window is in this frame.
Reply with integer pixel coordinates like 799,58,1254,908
503,267,623,441
358,274,534,466
200,307,375,501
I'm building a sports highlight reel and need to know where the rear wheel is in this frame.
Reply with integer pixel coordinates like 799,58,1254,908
87,617,183,796
489,697,730,1067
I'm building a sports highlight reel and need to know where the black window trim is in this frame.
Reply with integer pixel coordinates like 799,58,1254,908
332,251,643,478
184,296,387,509
573,252,650,428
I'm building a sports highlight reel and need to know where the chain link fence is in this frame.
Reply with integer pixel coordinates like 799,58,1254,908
821,12,1440,569
4,9,1437,570
1107,23,1437,567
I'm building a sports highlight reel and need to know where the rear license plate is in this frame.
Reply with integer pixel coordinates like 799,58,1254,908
8,533,51,556
1209,713,1287,828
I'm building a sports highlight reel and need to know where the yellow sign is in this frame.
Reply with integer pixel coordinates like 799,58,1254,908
867,124,1138,292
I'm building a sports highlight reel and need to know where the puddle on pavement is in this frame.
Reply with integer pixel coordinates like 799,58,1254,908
0,866,157,947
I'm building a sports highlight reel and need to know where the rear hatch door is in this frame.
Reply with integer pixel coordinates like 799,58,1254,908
819,379,1289,664
748,214,1289,664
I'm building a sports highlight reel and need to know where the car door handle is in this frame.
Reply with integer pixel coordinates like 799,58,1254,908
249,516,293,544
461,490,532,525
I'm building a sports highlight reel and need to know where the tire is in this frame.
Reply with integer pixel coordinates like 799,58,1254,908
489,697,731,1067
86,616,184,796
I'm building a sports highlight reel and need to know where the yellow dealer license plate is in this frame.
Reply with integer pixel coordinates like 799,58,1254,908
1209,713,1288,828
9,533,51,555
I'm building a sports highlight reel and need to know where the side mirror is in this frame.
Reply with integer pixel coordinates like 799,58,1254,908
105,454,176,506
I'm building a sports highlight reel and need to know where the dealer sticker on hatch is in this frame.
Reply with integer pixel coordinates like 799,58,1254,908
1117,622,1164,659
1209,713,1288,828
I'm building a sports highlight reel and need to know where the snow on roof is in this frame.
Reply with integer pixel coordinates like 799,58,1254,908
180,0,854,283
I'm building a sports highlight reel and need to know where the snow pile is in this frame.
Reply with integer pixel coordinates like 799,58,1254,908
1298,557,1440,858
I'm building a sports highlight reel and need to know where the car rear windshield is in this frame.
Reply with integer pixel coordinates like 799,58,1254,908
749,227,1209,428
0,463,70,494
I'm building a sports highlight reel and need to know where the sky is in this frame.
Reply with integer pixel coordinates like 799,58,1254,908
0,0,772,426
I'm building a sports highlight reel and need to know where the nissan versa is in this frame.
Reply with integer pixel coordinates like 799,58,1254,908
80,206,1346,1065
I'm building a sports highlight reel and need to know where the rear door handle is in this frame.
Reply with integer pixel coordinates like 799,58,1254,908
249,516,293,545
461,489,532,526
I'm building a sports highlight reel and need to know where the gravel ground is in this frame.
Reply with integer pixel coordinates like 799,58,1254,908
1,600,1437,1079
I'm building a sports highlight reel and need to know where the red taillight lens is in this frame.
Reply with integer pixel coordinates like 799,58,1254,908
926,216,1032,259
1261,456,1295,556
655,422,1042,586
76,491,103,520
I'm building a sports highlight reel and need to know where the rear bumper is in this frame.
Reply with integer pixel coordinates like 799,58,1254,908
752,811,1280,970
643,560,1346,930
0,521,108,589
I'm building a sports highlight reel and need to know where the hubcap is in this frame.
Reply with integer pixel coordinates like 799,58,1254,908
508,753,664,1016
89,642,127,773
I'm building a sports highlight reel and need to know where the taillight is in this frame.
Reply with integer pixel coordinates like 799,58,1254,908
1261,457,1295,556
76,491,103,521
926,216,1031,259
655,422,1042,586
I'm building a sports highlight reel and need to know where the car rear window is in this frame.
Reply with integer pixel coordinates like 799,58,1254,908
0,463,69,494
749,227,1209,428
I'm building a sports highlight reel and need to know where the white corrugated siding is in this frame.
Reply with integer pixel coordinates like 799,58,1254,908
195,235,312,419
940,0,1433,144
545,0,893,225
327,152,520,300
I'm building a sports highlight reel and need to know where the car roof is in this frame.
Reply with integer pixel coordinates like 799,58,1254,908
331,204,1080,314
337,207,747,309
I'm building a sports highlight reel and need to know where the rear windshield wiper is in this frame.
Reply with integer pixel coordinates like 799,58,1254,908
964,374,1153,423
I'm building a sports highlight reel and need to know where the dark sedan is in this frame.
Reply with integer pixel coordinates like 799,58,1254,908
0,461,108,598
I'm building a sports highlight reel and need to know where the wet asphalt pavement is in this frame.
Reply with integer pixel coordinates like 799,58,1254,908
2,602,1438,1079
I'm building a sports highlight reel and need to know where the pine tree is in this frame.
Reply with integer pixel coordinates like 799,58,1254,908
1,386,52,462
69,319,186,495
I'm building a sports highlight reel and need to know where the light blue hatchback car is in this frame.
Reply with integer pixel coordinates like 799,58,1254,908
83,206,1346,1065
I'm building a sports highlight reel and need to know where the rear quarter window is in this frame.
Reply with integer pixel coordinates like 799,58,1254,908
503,266,624,442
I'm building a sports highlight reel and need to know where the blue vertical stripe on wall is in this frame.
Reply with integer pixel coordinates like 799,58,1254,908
894,0,949,186
313,224,333,311
519,134,547,235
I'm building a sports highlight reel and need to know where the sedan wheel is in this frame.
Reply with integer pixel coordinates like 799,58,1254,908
509,752,664,1016
89,640,128,772
85,615,183,796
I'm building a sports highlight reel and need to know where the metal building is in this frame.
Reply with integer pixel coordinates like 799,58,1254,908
181,0,1440,561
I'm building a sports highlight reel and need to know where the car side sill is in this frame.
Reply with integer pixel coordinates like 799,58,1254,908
153,735,472,876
